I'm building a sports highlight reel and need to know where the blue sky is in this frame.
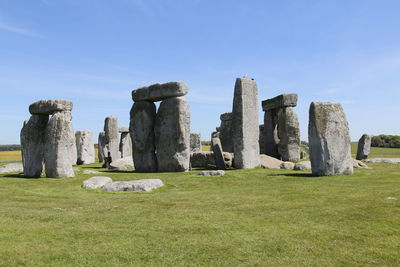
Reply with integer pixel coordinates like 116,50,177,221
1,0,399,144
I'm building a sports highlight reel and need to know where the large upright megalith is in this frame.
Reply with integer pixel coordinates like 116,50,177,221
190,133,202,153
44,111,76,178
75,130,95,165
119,128,132,159
129,101,157,172
219,112,233,153
277,107,300,161
20,115,49,177
104,116,120,162
155,96,190,172
232,76,260,169
356,134,371,160
308,102,353,176
98,131,107,163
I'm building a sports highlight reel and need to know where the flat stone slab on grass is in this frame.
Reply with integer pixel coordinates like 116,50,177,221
294,161,312,170
197,170,225,176
365,158,400,164
109,157,134,170
82,176,112,189
102,179,164,192
29,99,73,115
353,159,370,168
132,81,188,102
260,154,282,169
83,170,102,174
0,163,23,174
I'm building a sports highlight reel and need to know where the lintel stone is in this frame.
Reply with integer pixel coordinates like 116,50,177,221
262,94,297,111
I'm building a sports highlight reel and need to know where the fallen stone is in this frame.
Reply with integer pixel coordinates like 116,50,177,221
223,152,233,168
262,94,298,111
280,161,295,170
356,134,371,160
132,81,188,102
294,161,312,170
232,76,260,169
365,158,400,164
20,114,48,177
155,96,190,172
75,130,95,165
211,135,226,170
190,151,215,168
29,99,73,115
190,133,202,153
0,163,23,174
109,157,135,170
103,179,164,192
308,102,353,176
130,101,158,172
83,170,102,174
82,176,112,189
197,170,225,176
260,154,283,169
104,116,120,162
352,159,370,168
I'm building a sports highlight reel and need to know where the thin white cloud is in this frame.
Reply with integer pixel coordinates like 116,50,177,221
0,21,41,38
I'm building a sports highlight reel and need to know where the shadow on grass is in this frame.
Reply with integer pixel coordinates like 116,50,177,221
0,173,40,179
268,172,316,178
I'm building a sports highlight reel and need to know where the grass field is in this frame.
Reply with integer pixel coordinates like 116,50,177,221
0,147,400,265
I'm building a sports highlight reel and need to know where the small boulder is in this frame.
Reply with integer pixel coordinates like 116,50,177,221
82,176,112,189
103,179,164,192
280,161,295,170
197,170,225,176
260,154,283,169
352,159,370,169
109,157,134,170
294,161,312,170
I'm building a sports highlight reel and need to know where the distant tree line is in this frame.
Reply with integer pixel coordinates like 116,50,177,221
371,135,400,148
0,144,21,151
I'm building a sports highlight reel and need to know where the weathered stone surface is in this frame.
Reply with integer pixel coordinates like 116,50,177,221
259,124,265,154
263,109,279,158
211,135,226,170
262,94,298,111
155,96,190,172
300,151,307,159
0,163,23,174
129,101,157,172
260,154,282,169
353,159,369,168
29,99,73,115
294,161,312,170
132,81,188,102
356,134,371,160
44,111,75,178
104,116,120,162
308,102,353,176
190,133,202,152
197,170,225,176
219,112,233,153
118,126,129,133
103,179,164,192
20,115,48,177
280,161,295,170
223,152,234,168
277,107,300,161
119,132,132,158
190,151,215,168
98,131,107,163
83,170,102,174
75,130,95,165
365,158,400,163
109,157,134,170
82,176,112,189
232,77,260,169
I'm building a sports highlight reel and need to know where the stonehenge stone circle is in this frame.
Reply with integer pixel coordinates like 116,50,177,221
219,112,233,153
20,115,48,177
44,111,76,178
155,96,190,172
129,101,158,172
119,131,132,159
211,132,226,170
104,116,120,162
262,94,300,161
29,99,73,115
190,133,202,152
308,102,353,176
75,130,95,165
356,134,371,160
132,81,188,102
232,76,260,169
98,131,107,163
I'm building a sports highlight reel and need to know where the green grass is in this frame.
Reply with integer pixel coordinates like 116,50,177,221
1,160,400,266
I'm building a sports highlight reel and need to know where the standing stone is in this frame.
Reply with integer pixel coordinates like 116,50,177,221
104,116,119,162
356,134,371,160
119,132,132,158
232,76,260,169
211,132,226,170
155,96,190,172
277,107,300,161
259,124,265,154
98,131,107,163
129,101,157,172
190,133,202,152
44,111,75,178
75,130,95,165
263,109,279,158
219,112,233,153
20,115,49,177
300,151,307,159
308,102,353,176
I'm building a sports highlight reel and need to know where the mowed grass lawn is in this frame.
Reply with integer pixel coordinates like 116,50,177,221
0,159,399,265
